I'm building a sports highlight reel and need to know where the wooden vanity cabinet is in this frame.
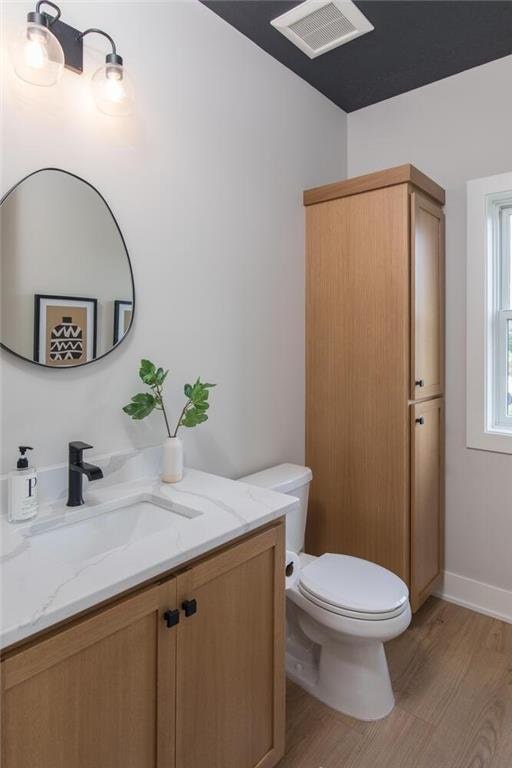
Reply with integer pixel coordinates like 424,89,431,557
1,522,285,768
304,165,445,611
176,525,285,768
2,581,176,768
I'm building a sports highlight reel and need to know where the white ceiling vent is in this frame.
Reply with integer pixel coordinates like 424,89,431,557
271,0,374,59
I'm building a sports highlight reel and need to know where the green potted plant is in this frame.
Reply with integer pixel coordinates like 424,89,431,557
123,359,215,483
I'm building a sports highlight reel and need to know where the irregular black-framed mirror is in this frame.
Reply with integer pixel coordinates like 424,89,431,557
0,168,134,368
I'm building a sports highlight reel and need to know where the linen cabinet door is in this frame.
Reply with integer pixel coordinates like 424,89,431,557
410,398,444,612
1,581,177,768
411,191,445,400
306,186,411,581
175,524,285,768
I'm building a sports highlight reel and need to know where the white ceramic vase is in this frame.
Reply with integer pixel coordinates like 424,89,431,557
162,436,183,483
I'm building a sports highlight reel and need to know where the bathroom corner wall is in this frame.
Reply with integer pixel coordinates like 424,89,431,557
347,55,512,609
0,1,347,478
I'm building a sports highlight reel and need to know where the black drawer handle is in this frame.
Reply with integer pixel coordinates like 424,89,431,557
163,609,180,628
415,379,425,387
182,599,197,617
415,417,425,425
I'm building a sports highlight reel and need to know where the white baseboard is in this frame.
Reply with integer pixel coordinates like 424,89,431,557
434,571,512,624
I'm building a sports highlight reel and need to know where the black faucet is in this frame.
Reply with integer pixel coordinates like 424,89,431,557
67,442,104,507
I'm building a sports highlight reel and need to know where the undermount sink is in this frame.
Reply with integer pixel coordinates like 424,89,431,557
18,493,202,564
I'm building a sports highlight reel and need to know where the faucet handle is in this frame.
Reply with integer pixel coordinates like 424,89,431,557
69,441,93,462
69,441,93,451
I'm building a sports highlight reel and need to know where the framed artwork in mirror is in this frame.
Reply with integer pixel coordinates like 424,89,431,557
34,294,97,367
113,300,133,345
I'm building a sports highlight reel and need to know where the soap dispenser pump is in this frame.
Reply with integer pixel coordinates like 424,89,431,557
8,446,38,522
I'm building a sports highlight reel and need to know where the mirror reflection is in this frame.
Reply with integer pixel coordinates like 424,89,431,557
1,169,134,367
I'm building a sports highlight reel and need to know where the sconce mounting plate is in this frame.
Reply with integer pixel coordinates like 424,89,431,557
51,18,83,73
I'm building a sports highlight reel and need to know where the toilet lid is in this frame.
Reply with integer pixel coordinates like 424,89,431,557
299,554,409,615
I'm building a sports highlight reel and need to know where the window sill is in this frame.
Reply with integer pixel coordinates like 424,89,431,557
467,427,512,455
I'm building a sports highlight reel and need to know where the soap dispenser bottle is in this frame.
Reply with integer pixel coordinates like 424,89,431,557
8,446,38,522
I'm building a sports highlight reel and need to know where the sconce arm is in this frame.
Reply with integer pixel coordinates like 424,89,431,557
35,1,61,26
78,28,117,57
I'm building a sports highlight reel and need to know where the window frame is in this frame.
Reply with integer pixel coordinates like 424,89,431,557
467,171,512,454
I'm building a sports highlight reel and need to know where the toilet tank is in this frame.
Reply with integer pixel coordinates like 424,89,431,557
238,463,313,553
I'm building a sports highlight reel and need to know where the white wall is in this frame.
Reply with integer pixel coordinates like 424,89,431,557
0,1,347,477
348,56,512,600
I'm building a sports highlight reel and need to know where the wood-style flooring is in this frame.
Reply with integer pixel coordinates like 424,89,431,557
277,598,512,768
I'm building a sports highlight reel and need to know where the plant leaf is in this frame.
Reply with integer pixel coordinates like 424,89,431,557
122,392,156,420
181,405,208,428
131,392,153,403
155,367,168,386
190,382,202,401
188,378,216,404
139,359,156,386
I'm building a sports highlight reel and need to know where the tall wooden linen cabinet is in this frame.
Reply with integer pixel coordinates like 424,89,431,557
304,165,445,612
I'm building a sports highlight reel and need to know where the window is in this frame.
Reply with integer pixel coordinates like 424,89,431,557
492,200,512,427
467,171,512,453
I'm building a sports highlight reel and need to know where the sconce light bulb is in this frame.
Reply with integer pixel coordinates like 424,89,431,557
105,78,126,104
12,20,64,86
91,62,134,116
25,29,47,69
106,65,122,81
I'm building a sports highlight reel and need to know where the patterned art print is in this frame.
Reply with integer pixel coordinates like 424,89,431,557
113,300,133,345
34,295,97,366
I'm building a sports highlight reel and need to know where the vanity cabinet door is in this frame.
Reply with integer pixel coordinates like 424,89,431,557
411,191,445,400
410,398,444,612
175,523,285,768
1,581,177,768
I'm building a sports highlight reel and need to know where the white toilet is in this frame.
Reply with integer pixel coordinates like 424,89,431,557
239,463,411,721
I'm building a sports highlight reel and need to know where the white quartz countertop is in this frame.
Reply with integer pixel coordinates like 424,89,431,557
0,468,296,650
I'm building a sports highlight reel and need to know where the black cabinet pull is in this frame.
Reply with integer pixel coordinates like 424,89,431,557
415,379,425,387
182,599,197,617
415,417,425,425
163,609,180,628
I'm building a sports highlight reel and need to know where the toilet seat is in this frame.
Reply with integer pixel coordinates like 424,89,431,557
298,553,409,621
298,585,409,621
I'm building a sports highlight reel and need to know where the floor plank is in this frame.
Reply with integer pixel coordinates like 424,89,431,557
386,598,490,725
277,598,512,768
343,706,434,768
278,681,362,767
416,648,512,768
483,617,512,656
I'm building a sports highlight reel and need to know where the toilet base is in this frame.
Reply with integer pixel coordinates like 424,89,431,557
286,638,395,721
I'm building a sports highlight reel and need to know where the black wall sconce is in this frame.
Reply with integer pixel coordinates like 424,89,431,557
12,1,134,116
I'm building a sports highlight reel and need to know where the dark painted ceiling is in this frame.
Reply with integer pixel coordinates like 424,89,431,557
201,1,512,112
